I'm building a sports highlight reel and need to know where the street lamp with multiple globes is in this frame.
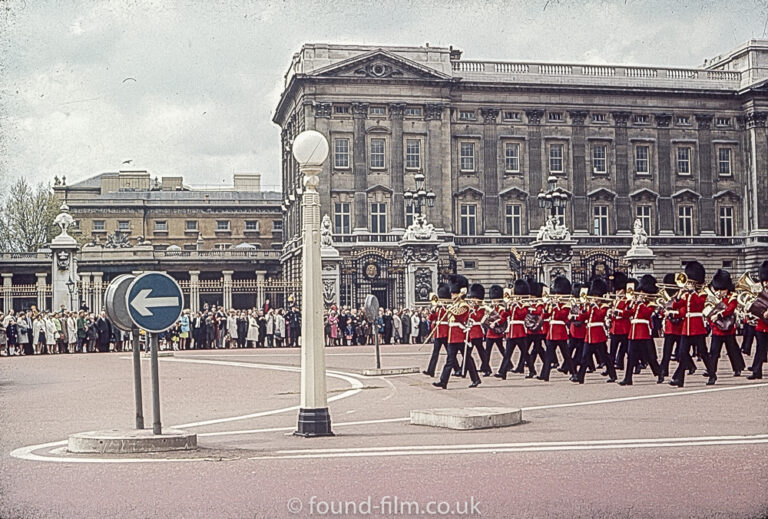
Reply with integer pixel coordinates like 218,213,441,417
291,129,334,437
403,171,436,226
537,175,570,221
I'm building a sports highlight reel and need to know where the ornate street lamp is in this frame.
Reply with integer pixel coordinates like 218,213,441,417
537,175,570,221
291,130,333,437
66,276,76,311
404,172,436,223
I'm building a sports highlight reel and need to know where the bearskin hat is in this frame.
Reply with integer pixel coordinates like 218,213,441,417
636,274,658,295
489,284,504,300
437,282,451,300
685,261,706,284
513,279,530,296
589,278,609,297
552,275,572,295
571,282,584,297
711,269,734,291
448,274,469,296
663,273,677,297
612,271,628,291
528,277,543,298
760,260,768,282
468,283,485,301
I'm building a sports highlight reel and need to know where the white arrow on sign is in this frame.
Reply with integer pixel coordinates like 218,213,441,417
130,289,180,317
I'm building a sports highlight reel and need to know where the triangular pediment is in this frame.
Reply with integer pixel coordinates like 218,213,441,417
310,49,452,81
499,186,528,199
713,189,741,200
629,188,659,199
587,187,617,199
671,188,701,199
454,187,484,198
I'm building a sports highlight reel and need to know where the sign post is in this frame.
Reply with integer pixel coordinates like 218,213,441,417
125,272,183,436
364,294,381,370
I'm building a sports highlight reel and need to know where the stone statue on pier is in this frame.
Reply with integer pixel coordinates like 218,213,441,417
631,218,648,248
53,204,75,238
320,214,334,248
536,215,571,241
403,213,437,241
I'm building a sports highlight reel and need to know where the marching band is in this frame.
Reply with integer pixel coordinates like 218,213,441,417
425,260,768,390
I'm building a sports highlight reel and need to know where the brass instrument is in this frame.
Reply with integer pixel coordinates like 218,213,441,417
735,273,762,308
625,283,636,301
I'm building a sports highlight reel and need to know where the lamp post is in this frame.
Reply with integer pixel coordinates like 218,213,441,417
537,175,570,222
292,130,334,437
403,171,436,225
66,276,75,312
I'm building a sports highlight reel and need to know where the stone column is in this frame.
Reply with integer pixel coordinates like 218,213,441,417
321,250,342,309
351,102,369,232
189,271,200,314
655,114,674,235
612,111,632,233
36,273,47,311
222,270,233,310
480,108,500,232
526,109,545,230
400,240,439,309
696,114,715,235
746,111,768,235
255,271,266,309
390,103,406,230
81,273,91,312
425,104,447,230
92,272,103,313
2,273,13,313
569,111,589,234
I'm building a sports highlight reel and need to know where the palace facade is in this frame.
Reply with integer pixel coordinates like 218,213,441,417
274,40,768,309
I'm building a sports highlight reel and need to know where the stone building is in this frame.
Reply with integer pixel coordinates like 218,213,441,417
273,40,768,309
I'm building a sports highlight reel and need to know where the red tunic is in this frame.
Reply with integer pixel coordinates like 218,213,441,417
525,303,546,336
662,305,683,336
547,304,570,341
710,293,738,336
447,308,469,344
429,308,448,340
468,307,486,340
585,305,609,344
609,299,630,336
504,305,529,339
485,305,506,339
757,318,768,333
628,301,655,340
569,307,588,340
676,292,708,336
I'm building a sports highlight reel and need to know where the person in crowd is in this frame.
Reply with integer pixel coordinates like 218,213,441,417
265,309,275,348
44,313,58,354
286,305,301,347
226,310,237,349
235,310,248,348
247,310,259,348
400,309,411,344
257,311,267,348
392,309,402,344
382,308,393,344
33,314,46,355
1,311,9,356
95,311,112,353
86,313,98,353
191,311,204,349
204,311,215,349
179,310,191,351
18,311,33,356
5,313,18,356
66,312,77,354
411,310,421,345
274,309,285,347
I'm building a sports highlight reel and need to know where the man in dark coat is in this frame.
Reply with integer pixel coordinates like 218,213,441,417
95,312,113,353
401,309,411,344
286,306,301,347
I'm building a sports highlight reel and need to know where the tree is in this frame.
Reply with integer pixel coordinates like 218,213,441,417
0,178,61,253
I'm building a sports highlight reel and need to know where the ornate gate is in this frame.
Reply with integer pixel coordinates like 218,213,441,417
340,248,406,310
573,249,624,286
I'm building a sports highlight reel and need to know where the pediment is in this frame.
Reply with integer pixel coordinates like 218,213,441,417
499,186,528,200
671,188,701,199
454,187,484,199
629,188,660,199
587,187,617,199
366,184,393,194
310,49,452,81
713,189,741,200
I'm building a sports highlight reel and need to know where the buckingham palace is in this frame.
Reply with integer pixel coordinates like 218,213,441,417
274,39,768,310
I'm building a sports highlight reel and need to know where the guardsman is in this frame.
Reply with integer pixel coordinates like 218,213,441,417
465,283,487,379
619,275,663,386
659,273,683,378
521,279,547,374
433,275,480,389
576,278,616,384
706,269,745,382
567,282,590,380
747,260,768,380
670,261,713,387
608,272,631,372
423,283,451,377
496,279,533,379
482,285,506,376
537,276,575,381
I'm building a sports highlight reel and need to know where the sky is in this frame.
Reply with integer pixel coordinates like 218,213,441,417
0,0,766,192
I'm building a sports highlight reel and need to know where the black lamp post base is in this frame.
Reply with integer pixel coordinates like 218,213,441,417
295,407,334,437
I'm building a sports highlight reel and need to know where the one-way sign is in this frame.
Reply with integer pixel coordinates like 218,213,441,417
125,272,183,333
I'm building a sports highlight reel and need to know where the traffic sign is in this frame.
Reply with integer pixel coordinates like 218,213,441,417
364,294,379,322
104,274,136,332
125,272,183,333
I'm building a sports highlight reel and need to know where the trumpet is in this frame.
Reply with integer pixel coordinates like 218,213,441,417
657,272,689,292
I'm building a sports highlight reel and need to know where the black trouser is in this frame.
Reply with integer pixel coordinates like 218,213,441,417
464,338,485,377
519,334,546,372
483,336,504,374
750,331,768,378
709,335,745,375
569,337,591,371
609,334,629,370
499,337,532,377
660,334,680,377
539,340,574,381
741,324,756,355
440,341,480,385
425,337,447,376
622,339,661,384
672,335,712,386
578,342,615,382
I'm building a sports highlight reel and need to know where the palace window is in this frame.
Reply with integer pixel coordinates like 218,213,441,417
592,144,607,174
93,220,105,231
333,105,350,114
405,139,421,170
635,145,650,175
245,220,260,231
504,142,520,173
117,221,130,232
636,205,652,234
716,117,731,127
369,138,386,169
405,205,417,228
459,110,476,121
405,107,422,117
370,203,387,234
719,206,734,236
216,220,231,231
334,138,350,169
369,106,386,116
718,148,731,176
334,202,350,234
154,221,167,232
549,143,564,173
678,206,693,236
272,220,283,231
676,116,690,125
460,142,475,172
554,206,565,227
677,147,691,175
460,204,477,235
185,220,198,231
593,206,609,236
505,204,522,235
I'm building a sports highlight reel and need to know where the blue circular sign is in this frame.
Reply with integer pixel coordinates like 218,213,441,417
125,272,183,333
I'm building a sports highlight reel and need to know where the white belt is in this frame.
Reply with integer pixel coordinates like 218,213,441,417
509,320,526,325
631,319,650,324
587,323,605,328
449,322,464,328
667,310,679,315
686,313,703,318
550,320,566,325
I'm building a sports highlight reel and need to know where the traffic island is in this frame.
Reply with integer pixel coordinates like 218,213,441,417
361,367,420,376
143,350,175,358
410,407,523,430
67,428,197,454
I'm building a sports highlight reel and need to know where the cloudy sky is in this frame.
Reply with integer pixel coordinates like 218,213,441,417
0,0,766,192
